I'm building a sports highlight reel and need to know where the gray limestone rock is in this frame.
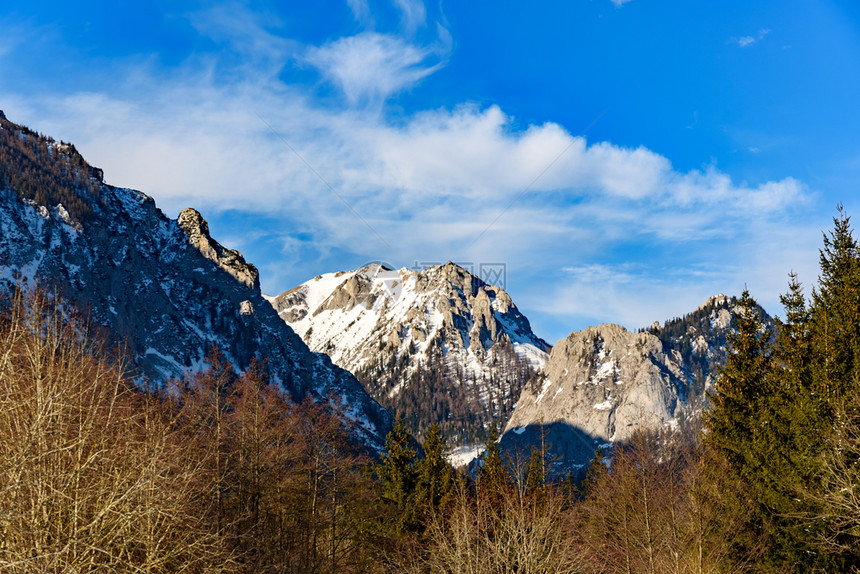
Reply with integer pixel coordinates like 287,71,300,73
502,324,690,471
500,294,768,475
178,208,260,291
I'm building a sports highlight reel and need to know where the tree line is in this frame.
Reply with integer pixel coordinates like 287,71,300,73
355,334,535,446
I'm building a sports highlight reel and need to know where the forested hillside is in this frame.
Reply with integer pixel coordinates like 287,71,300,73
0,112,104,224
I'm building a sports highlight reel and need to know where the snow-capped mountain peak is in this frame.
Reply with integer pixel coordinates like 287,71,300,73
269,261,550,446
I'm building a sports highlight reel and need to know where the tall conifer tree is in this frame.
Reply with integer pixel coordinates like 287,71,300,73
704,210,860,571
415,423,453,519
810,206,860,405
704,289,772,473
477,425,508,502
378,413,420,533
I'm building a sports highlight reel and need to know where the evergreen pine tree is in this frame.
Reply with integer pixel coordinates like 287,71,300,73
703,211,860,571
755,274,814,498
524,420,549,498
752,275,832,570
524,448,545,497
809,206,860,405
415,423,453,520
802,208,860,568
702,290,781,568
378,413,420,533
704,288,773,473
477,425,508,500
580,447,608,499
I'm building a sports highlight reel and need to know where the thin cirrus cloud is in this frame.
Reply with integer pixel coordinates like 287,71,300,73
305,32,444,106
347,0,372,24
188,3,297,72
1,62,807,269
392,0,427,32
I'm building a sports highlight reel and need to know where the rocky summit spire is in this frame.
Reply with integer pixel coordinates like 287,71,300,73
178,208,260,292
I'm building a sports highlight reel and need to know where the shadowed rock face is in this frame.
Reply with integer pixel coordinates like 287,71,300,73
270,261,551,446
0,115,391,451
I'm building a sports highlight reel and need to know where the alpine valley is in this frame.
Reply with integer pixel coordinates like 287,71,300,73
0,111,770,472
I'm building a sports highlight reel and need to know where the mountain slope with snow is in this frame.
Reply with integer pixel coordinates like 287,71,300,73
269,262,550,445
502,323,689,471
0,112,391,450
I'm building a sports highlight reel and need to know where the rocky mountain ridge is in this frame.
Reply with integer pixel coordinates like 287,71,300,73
0,112,391,450
0,110,770,466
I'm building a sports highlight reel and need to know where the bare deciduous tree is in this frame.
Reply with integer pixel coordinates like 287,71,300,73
401,475,581,574
0,287,231,573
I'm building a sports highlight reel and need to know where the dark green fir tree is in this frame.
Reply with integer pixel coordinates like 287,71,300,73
378,413,420,533
415,423,453,520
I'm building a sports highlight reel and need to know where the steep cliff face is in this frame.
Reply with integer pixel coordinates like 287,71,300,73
269,262,550,448
0,113,390,450
500,295,771,474
502,324,690,470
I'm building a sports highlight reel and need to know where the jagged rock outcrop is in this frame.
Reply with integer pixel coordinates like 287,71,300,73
269,262,550,448
177,208,260,290
0,114,391,451
648,293,750,399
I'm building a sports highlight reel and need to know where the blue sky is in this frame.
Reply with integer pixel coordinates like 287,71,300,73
2,0,860,343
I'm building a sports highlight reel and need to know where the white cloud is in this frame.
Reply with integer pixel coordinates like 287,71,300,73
347,0,371,23
190,4,293,67
529,210,822,333
392,0,427,32
538,263,714,330
305,32,442,105
732,29,770,48
5,79,809,286
609,0,634,7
